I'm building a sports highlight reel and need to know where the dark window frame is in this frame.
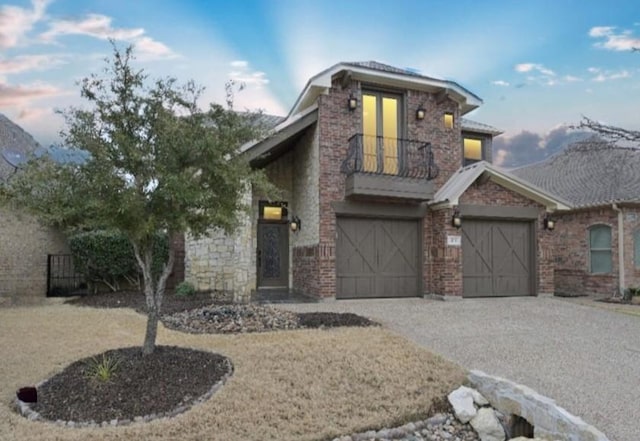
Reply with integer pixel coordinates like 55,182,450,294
462,136,484,166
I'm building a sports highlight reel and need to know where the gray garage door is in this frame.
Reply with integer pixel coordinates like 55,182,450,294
336,218,420,298
462,219,534,297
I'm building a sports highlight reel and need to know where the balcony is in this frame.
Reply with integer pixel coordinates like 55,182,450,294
340,134,439,201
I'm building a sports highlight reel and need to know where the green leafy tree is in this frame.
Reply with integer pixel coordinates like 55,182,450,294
0,44,271,354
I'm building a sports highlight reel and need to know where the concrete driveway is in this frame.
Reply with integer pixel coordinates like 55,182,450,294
283,296,640,441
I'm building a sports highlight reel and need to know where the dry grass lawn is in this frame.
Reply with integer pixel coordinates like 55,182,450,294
0,303,465,441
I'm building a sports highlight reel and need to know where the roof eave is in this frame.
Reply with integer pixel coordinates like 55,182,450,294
432,161,572,211
289,63,483,117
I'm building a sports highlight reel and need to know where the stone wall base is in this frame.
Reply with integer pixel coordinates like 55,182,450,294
468,370,609,441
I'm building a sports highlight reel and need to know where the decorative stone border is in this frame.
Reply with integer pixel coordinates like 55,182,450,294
467,370,610,441
14,357,234,428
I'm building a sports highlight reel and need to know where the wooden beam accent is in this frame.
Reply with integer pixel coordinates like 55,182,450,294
341,70,353,89
435,89,449,104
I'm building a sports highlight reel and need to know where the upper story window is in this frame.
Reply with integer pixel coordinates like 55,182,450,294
589,225,612,273
444,112,454,129
463,137,483,165
362,90,402,175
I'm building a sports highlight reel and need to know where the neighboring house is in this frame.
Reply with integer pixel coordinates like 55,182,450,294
0,114,69,303
186,61,569,301
513,138,640,296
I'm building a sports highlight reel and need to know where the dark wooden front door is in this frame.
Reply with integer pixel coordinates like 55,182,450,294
257,222,289,288
462,220,534,297
336,217,420,298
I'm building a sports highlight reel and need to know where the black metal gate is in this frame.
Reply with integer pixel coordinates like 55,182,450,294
47,254,85,297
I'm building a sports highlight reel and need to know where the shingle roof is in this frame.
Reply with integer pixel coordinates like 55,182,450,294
433,160,570,209
342,61,436,80
0,113,40,181
461,118,503,136
512,137,640,207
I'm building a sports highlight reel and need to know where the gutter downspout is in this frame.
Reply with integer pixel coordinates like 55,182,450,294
612,203,625,296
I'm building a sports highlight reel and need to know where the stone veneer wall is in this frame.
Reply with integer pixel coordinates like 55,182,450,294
185,189,254,302
554,205,640,296
185,124,319,300
427,179,553,297
0,207,68,303
316,77,461,298
290,126,320,296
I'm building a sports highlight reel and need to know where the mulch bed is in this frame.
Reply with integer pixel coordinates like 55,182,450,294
36,292,377,424
31,346,230,424
66,290,232,315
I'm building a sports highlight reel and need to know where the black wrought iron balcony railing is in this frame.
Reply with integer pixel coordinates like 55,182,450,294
340,134,439,180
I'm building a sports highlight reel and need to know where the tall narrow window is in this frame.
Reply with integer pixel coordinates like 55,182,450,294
589,225,612,273
463,138,483,165
444,112,454,129
634,229,640,269
362,91,401,175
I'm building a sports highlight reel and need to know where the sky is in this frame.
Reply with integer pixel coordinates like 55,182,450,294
1,0,639,166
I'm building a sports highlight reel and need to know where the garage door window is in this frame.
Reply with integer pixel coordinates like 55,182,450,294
589,225,612,274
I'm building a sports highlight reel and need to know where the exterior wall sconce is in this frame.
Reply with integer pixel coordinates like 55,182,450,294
290,215,301,232
348,94,358,111
451,208,462,229
416,105,426,120
543,214,555,231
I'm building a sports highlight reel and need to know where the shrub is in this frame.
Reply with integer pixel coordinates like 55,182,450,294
84,353,120,383
175,281,196,297
69,230,169,292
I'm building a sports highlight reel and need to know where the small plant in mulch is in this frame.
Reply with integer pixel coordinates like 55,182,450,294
175,281,197,298
29,346,232,424
84,353,121,383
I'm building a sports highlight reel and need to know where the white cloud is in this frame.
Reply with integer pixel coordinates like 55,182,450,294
589,26,614,37
0,54,68,75
587,67,600,73
515,63,555,76
41,14,144,41
589,25,640,51
0,0,50,49
229,61,269,87
41,13,177,60
564,75,582,82
591,69,630,82
134,36,178,60
17,106,53,121
0,80,62,106
491,80,510,86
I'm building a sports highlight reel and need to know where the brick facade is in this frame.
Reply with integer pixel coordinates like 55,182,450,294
185,65,564,301
0,207,69,303
315,78,462,298
554,205,640,296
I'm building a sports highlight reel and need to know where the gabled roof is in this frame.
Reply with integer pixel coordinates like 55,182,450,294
432,161,571,210
289,61,483,118
512,137,640,208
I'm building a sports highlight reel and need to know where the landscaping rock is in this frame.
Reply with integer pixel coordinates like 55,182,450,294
448,386,477,423
470,408,505,441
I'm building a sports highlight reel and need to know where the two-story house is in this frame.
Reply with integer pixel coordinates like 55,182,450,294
185,61,569,301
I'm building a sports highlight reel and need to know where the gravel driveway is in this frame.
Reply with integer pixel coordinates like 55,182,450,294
282,296,640,441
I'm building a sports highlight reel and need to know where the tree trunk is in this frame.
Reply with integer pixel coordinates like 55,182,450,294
133,234,176,355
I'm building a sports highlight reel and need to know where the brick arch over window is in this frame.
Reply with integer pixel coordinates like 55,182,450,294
588,224,612,274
